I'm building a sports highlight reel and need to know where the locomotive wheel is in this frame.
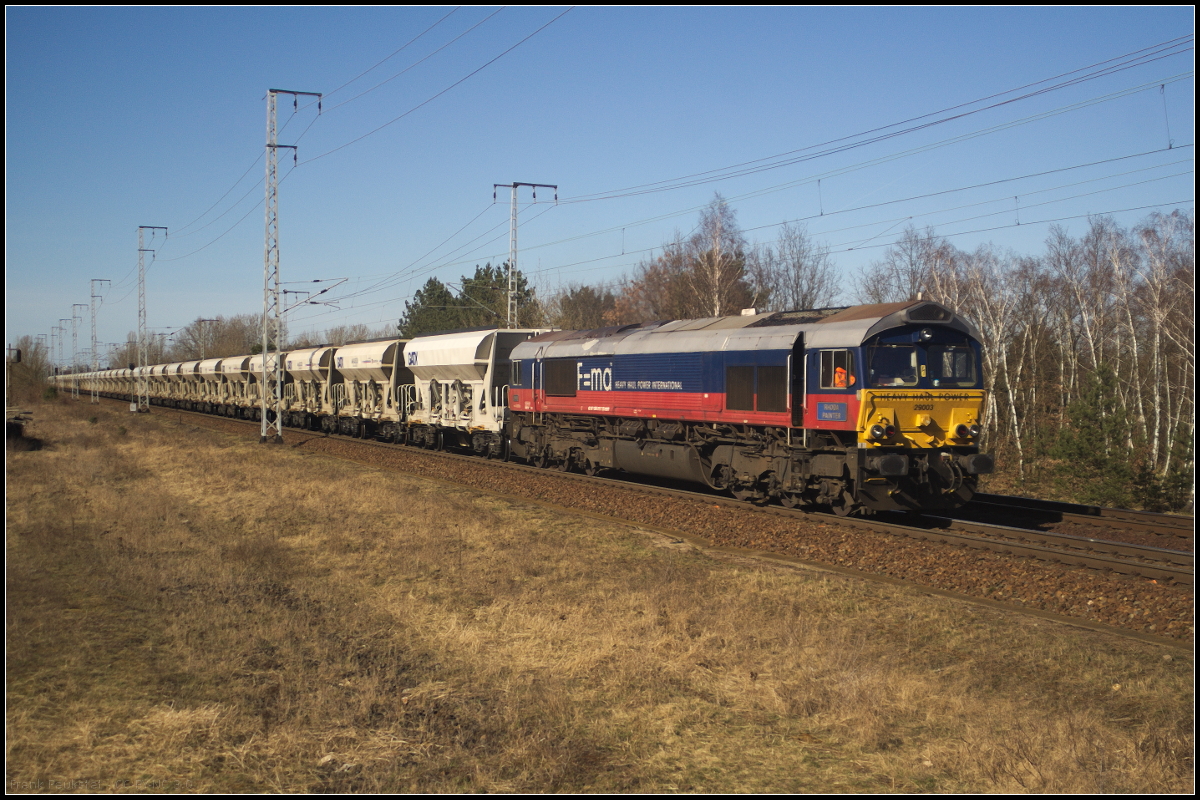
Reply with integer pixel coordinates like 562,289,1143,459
584,459,599,477
831,491,857,517
533,449,548,469
779,492,801,509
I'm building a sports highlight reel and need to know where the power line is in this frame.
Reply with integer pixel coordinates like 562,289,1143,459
500,140,1195,262
106,30,1193,341
322,7,504,113
516,167,1194,280
169,174,265,240
162,8,474,243
561,35,1193,204
323,7,463,100
828,200,1195,255
170,153,264,237
307,63,1191,307
299,7,574,166
332,202,559,308
150,30,1189,282
150,9,569,267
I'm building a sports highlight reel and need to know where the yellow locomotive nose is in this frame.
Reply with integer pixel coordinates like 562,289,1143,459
858,390,987,448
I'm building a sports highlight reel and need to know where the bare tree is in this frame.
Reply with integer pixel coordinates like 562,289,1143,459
756,222,840,311
690,194,752,317
111,314,262,366
611,196,762,322
320,324,376,346
855,225,959,304
7,335,51,403
547,283,617,330
1135,210,1195,495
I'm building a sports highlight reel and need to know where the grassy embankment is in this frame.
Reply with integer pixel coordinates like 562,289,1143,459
6,400,1193,793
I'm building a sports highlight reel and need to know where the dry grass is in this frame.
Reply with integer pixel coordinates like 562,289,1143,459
6,399,1194,793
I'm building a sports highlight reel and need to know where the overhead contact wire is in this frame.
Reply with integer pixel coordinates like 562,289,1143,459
299,7,574,166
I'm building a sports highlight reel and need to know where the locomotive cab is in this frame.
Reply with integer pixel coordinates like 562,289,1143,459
805,301,994,512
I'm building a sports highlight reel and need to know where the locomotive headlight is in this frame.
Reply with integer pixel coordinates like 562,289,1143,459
870,424,896,441
919,327,934,342
955,423,980,439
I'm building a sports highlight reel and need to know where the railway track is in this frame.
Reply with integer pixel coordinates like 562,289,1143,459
877,513,1192,586
967,492,1193,542
83,398,1193,642
150,401,1193,588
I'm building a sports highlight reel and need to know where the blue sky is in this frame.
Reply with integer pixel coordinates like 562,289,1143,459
6,7,1194,355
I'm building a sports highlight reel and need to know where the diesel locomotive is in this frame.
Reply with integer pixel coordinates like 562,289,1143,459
505,299,992,514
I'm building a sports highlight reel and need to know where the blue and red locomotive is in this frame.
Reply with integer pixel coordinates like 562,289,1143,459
506,299,993,514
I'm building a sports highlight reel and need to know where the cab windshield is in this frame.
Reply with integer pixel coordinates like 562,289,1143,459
866,342,980,389
867,345,918,387
928,345,977,388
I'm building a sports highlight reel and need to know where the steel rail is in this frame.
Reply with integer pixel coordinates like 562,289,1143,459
102,396,1194,588
971,493,1193,539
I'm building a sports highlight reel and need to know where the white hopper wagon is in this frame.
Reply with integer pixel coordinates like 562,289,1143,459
162,363,186,406
283,346,336,429
177,361,201,409
330,339,411,439
220,356,251,416
403,328,548,456
196,358,226,413
246,353,281,421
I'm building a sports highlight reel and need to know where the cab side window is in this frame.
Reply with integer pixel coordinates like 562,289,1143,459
819,350,856,389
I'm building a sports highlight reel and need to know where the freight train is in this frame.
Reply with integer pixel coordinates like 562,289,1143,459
59,299,993,516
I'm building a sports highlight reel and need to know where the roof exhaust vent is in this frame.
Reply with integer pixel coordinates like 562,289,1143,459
906,303,952,322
